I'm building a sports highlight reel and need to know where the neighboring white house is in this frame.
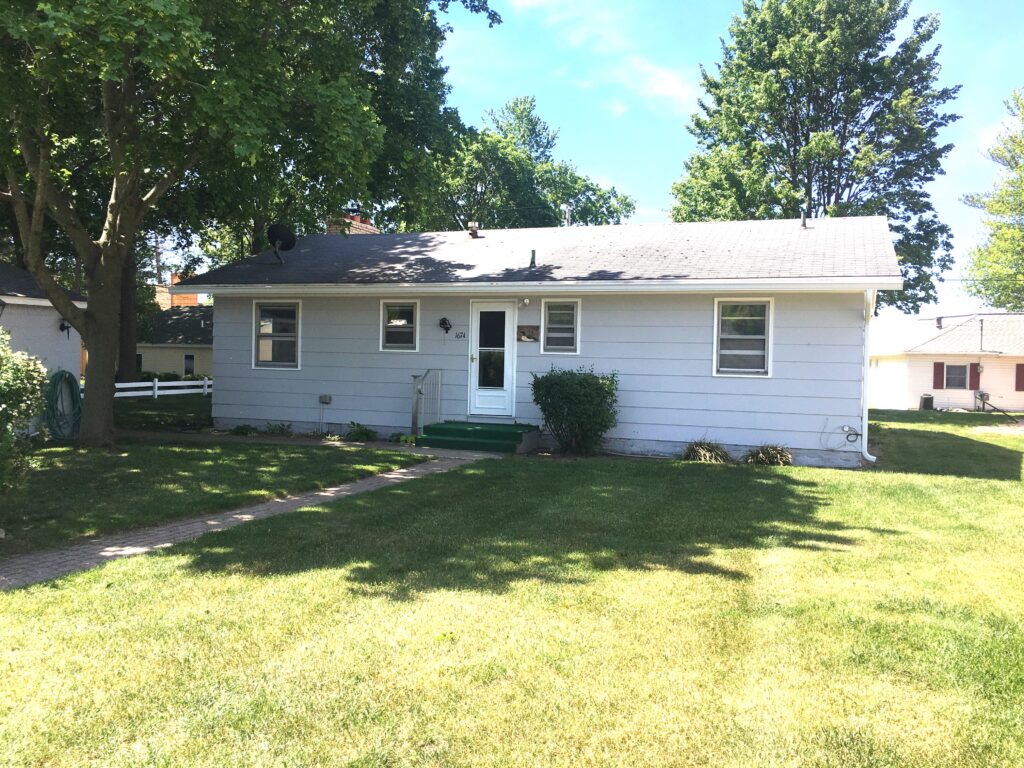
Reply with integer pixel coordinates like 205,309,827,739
869,313,1024,413
175,216,903,466
0,261,85,377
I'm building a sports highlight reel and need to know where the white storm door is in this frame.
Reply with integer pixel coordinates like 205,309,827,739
469,301,516,416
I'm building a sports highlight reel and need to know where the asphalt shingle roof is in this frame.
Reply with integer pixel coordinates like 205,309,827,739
142,306,213,346
179,216,901,288
0,261,85,301
907,314,1024,357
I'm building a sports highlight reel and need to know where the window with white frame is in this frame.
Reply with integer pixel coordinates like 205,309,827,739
716,300,770,376
381,302,418,351
945,364,967,389
254,303,299,368
543,300,579,354
184,353,195,376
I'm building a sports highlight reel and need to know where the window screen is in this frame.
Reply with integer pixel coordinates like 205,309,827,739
717,301,769,375
382,303,417,350
945,364,967,389
255,304,299,368
543,301,579,353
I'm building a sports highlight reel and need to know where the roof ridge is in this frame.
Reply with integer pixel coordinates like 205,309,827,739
906,314,978,353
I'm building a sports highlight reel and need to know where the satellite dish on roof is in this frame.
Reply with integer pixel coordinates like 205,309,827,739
267,223,296,264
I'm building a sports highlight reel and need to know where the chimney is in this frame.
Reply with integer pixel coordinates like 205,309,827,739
326,213,380,236
468,221,480,238
935,317,943,330
170,273,198,307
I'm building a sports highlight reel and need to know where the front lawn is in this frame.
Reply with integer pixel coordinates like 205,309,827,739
113,393,213,430
1,411,1022,765
0,441,425,557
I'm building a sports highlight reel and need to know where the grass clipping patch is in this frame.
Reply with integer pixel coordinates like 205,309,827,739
682,440,732,464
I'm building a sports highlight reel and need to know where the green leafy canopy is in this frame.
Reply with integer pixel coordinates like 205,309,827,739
965,90,1024,311
671,0,961,312
410,97,635,231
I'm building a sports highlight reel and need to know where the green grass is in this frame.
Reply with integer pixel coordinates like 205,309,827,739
0,441,425,558
113,393,213,430
1,411,1022,766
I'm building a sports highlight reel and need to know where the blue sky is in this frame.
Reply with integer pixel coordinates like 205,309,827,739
439,0,1024,317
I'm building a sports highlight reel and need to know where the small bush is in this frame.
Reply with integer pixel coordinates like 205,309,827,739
230,424,259,436
744,444,793,466
0,329,47,492
139,371,181,382
682,440,732,464
264,422,293,435
531,367,618,454
181,373,211,381
346,422,378,442
389,432,416,445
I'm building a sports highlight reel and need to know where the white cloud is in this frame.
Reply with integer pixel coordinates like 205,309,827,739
510,0,629,53
616,56,694,115
606,99,629,117
512,0,694,115
976,116,1015,154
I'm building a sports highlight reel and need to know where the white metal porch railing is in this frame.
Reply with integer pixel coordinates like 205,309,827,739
411,369,441,436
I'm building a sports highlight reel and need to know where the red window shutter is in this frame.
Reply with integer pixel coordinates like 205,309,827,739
969,363,981,390
1016,364,1024,392
933,362,945,390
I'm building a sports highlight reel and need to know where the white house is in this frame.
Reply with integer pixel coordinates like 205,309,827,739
175,216,903,466
0,261,84,378
869,313,1024,413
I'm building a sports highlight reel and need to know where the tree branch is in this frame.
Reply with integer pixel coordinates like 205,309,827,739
3,163,86,331
16,132,101,270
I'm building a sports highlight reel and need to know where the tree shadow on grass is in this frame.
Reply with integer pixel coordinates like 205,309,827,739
870,426,1023,480
179,459,900,599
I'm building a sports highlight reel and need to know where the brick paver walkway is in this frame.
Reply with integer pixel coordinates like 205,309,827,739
0,456,474,591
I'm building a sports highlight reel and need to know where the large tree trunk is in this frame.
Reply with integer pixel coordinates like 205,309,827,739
115,246,138,383
79,255,124,447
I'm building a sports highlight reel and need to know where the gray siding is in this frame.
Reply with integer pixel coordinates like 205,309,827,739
212,292,867,462
1,303,82,377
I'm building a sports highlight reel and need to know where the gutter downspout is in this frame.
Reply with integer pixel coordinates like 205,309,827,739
862,289,877,463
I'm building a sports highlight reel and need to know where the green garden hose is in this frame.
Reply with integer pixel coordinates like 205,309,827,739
44,370,82,440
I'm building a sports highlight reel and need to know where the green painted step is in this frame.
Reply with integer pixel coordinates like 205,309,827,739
422,421,539,442
415,434,520,453
415,421,540,453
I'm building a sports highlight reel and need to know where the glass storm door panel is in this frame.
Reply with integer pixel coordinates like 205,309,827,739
469,302,515,416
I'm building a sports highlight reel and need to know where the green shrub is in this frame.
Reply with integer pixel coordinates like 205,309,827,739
530,367,618,454
744,444,793,466
264,422,293,435
139,371,181,382
229,424,259,436
345,422,379,442
0,329,48,492
682,440,732,464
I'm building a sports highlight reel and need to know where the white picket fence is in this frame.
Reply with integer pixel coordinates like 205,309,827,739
112,378,213,399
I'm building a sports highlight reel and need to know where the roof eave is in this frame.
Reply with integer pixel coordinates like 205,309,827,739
0,295,88,309
174,276,905,296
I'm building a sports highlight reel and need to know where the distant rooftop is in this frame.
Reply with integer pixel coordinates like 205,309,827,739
141,306,213,346
0,261,85,302
906,314,1024,357
178,216,902,291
